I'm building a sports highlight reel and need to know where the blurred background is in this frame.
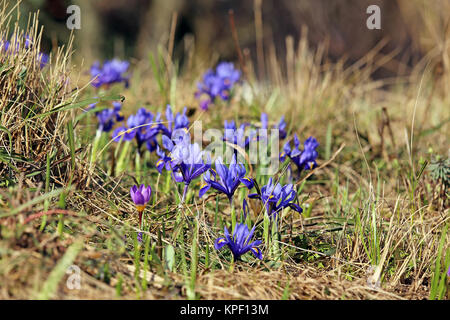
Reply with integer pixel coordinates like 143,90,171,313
11,0,450,79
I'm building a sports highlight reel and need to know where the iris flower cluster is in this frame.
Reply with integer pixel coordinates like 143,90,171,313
215,223,263,261
280,134,319,174
223,120,257,156
87,62,323,264
112,104,190,154
90,59,130,88
195,62,241,110
155,128,210,201
260,113,287,140
199,155,254,203
1,35,49,69
91,101,124,132
249,178,302,218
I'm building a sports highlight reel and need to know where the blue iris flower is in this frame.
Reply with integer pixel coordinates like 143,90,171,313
223,120,257,153
37,52,49,69
276,116,287,140
160,104,189,138
157,133,210,202
2,36,49,69
258,113,287,140
155,133,183,173
170,140,211,186
112,108,159,150
281,134,319,172
90,59,130,88
214,223,263,261
248,178,302,218
199,154,254,202
95,101,124,132
195,62,241,110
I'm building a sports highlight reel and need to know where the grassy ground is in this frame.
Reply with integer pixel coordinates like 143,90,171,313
0,3,449,300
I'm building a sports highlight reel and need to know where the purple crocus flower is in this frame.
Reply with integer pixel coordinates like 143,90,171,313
281,134,319,173
447,264,450,277
90,59,130,88
248,178,302,218
130,184,152,227
199,154,254,202
96,101,124,132
215,223,263,261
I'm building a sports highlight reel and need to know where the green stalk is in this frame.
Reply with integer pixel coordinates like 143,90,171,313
188,223,198,300
90,128,102,166
135,151,142,183
263,212,270,250
116,141,131,174
230,199,236,232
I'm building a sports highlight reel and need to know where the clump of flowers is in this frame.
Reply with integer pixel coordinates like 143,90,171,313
112,107,160,153
223,120,257,156
215,223,263,261
159,105,189,138
280,134,319,175
112,104,189,154
92,101,124,132
157,131,211,202
199,154,254,203
1,35,49,69
260,113,287,140
195,62,241,110
249,178,302,219
90,59,130,88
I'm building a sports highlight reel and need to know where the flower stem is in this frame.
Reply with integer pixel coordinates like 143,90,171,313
229,256,235,272
230,198,236,232
181,183,189,203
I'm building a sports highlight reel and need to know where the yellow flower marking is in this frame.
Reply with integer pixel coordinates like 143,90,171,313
136,205,146,212
200,182,209,189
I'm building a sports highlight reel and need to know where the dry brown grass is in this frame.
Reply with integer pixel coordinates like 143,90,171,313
0,1,448,300
0,0,80,186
